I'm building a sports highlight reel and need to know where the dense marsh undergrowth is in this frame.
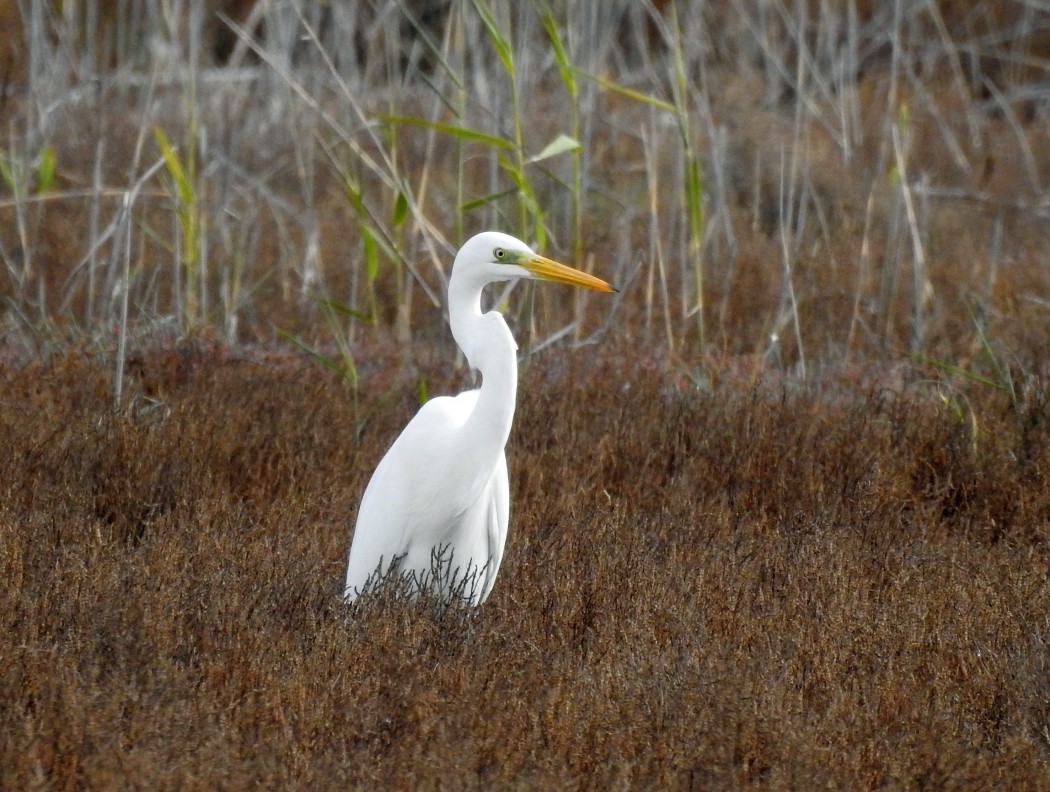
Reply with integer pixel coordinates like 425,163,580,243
1,346,1049,787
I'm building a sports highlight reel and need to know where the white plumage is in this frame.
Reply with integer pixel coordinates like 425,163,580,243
344,231,615,605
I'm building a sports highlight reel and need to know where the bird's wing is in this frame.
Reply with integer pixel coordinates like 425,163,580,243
345,393,479,600
479,451,510,603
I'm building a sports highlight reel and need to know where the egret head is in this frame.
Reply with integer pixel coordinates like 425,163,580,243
453,231,616,293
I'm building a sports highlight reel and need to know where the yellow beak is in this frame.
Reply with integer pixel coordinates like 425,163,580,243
520,254,617,293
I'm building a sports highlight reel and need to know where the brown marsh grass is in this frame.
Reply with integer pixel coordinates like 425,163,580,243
1,346,1049,787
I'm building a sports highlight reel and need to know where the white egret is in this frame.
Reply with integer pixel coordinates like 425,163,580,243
344,231,615,605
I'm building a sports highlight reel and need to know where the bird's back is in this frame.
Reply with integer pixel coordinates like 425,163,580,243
345,389,508,603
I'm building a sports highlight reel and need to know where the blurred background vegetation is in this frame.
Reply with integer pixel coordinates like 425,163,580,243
0,0,1048,383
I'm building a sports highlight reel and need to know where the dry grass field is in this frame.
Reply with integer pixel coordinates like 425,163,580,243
2,346,1049,788
2,1,1050,788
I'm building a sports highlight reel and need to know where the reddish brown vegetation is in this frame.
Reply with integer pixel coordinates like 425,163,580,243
1,345,1048,787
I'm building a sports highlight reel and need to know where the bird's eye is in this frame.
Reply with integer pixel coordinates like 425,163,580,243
493,248,506,261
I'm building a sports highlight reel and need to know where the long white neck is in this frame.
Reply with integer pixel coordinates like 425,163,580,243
447,268,519,460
